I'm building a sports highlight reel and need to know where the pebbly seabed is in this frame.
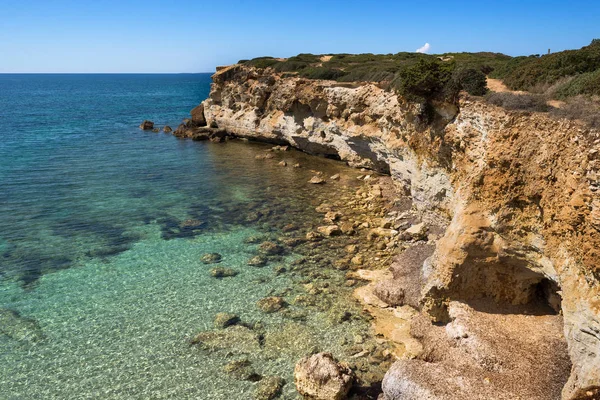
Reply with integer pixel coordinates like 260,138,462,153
0,132,407,399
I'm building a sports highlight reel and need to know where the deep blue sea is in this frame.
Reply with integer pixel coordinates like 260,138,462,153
0,74,370,399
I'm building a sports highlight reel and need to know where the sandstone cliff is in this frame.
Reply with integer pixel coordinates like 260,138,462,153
190,64,600,399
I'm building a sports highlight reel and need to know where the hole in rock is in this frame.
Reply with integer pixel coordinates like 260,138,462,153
454,262,562,316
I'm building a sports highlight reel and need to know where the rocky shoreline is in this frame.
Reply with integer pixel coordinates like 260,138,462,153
151,62,600,399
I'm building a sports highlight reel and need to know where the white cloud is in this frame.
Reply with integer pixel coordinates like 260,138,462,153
416,43,431,54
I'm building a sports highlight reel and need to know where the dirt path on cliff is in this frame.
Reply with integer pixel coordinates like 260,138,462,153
486,78,525,94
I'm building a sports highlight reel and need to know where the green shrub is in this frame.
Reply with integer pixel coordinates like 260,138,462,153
299,67,346,80
245,57,280,69
453,68,488,96
554,69,600,98
503,40,600,90
391,59,454,102
272,60,309,72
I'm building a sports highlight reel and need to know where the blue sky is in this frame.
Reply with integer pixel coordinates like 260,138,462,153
1,0,598,73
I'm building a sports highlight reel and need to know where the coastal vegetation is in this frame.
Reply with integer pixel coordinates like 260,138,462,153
240,39,600,127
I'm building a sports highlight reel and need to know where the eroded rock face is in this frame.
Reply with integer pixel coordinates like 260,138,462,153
294,352,354,400
200,64,600,399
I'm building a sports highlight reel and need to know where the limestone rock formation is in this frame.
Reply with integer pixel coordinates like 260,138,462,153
294,353,354,400
191,103,207,126
193,63,600,399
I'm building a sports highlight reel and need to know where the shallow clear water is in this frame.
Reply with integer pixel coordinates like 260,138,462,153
0,74,373,398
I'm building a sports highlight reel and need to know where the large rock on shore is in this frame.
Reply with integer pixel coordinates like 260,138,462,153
294,353,354,400
191,104,207,126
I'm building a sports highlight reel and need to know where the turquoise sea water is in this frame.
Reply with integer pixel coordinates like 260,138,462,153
0,74,374,399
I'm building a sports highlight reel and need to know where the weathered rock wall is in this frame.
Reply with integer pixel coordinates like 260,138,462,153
199,64,600,399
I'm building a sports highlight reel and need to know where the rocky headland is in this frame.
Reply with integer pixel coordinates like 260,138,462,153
171,63,600,399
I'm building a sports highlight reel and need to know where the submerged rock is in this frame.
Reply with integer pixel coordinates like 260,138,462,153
214,312,240,328
294,352,354,400
180,219,204,229
139,120,154,130
244,235,265,244
190,325,261,353
259,241,284,255
210,267,238,278
255,376,285,400
0,308,46,345
223,358,261,382
152,128,160,133
309,176,325,184
248,255,268,267
201,253,222,264
257,296,286,313
306,231,324,242
273,265,287,275
163,125,172,133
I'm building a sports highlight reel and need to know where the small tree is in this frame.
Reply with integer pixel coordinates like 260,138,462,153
453,68,488,96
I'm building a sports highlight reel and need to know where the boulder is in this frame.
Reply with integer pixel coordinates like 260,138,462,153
214,312,240,328
294,353,354,400
324,211,342,223
373,280,405,306
368,227,398,240
345,245,358,254
317,225,342,237
309,176,325,184
339,222,356,236
351,255,364,266
255,376,285,400
257,296,286,313
163,125,172,133
191,103,207,126
404,222,428,240
201,253,222,264
139,120,154,130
